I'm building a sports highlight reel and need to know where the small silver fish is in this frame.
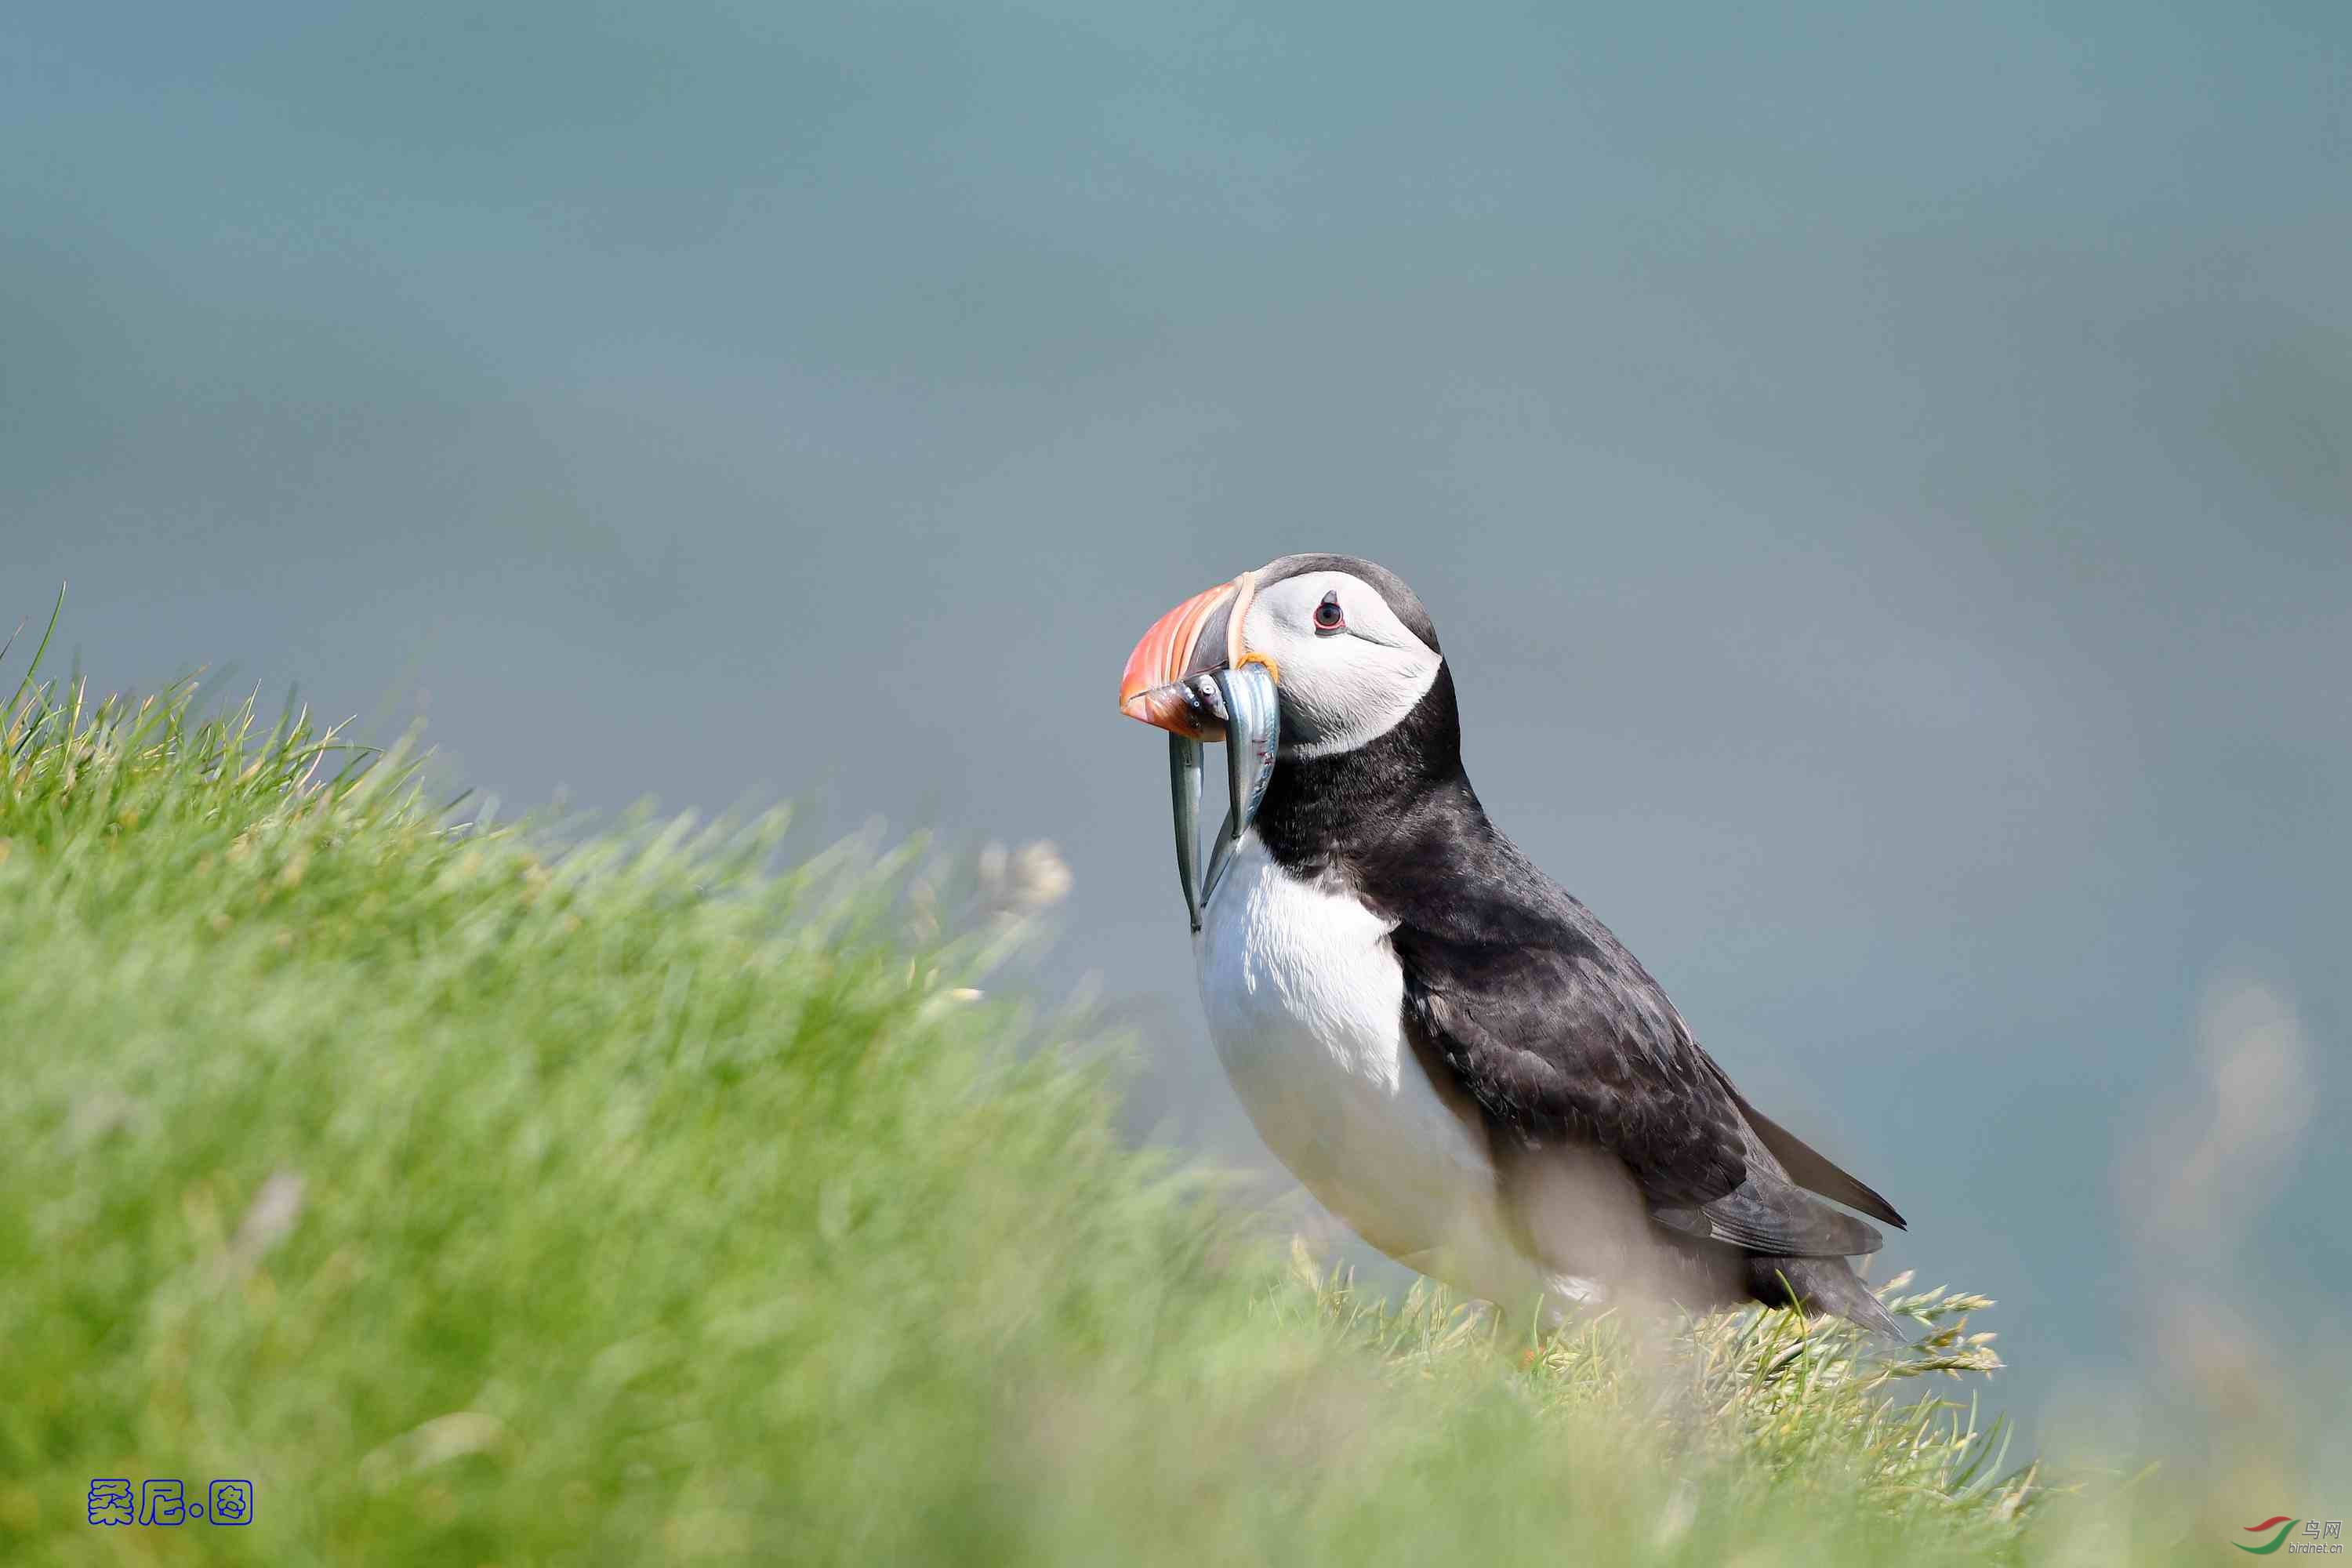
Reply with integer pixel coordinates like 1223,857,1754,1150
1202,663,1278,908
1168,732,1205,932
1135,661,1279,931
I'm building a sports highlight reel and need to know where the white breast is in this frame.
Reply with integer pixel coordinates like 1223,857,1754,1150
1196,834,1554,1303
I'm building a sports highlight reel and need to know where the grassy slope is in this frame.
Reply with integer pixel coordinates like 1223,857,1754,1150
0,666,2189,1565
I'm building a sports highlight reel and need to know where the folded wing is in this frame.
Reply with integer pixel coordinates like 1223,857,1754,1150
1389,861,1893,1262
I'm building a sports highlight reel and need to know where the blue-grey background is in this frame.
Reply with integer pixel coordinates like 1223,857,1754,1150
6,2,2345,1447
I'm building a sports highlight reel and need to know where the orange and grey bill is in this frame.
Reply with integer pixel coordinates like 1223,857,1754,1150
1118,581,1236,738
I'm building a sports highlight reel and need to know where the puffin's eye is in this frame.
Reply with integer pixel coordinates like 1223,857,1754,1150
1313,592,1345,632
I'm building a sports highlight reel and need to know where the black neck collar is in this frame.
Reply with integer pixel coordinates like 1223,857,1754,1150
1251,666,1479,878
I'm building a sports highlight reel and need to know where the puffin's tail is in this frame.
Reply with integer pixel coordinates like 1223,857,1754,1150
1751,1255,1908,1343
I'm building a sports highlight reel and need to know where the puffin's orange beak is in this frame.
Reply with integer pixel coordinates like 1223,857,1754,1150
1118,581,1236,739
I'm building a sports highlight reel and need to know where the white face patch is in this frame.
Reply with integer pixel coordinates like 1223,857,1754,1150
1241,570,1443,760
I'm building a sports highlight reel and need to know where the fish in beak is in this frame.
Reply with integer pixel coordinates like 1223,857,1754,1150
1119,574,1281,932
1118,580,1236,738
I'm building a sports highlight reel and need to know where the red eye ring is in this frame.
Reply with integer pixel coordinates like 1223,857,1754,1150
1313,592,1345,632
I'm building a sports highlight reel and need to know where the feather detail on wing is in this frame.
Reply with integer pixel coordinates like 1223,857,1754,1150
1392,894,1893,1261
1714,1073,1907,1230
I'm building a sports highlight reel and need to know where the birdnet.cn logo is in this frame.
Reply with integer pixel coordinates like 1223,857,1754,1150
2234,1517,2343,1555
85,1479,252,1528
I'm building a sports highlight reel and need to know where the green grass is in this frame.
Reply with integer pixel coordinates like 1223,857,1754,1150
0,647,2194,1564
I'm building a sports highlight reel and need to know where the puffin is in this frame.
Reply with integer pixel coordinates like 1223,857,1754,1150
1118,554,1907,1337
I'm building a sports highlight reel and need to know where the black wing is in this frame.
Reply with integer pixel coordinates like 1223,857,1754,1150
1386,844,1888,1260
1714,1073,1906,1231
